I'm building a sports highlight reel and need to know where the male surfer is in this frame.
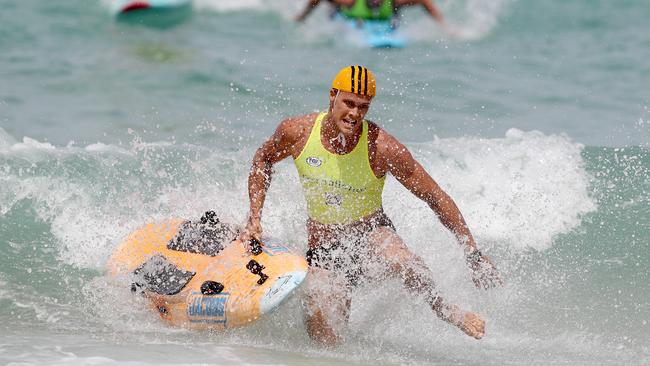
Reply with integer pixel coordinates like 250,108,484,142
295,0,449,33
240,66,501,345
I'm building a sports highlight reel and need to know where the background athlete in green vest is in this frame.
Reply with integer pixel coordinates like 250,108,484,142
240,66,501,345
295,0,448,34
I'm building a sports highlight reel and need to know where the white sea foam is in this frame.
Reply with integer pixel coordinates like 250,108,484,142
0,127,17,149
194,0,270,13
84,142,131,154
446,0,514,41
381,128,597,254
0,278,7,300
635,106,649,148
0,129,57,155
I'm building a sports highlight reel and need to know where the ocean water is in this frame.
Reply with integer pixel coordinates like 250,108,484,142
1,0,648,365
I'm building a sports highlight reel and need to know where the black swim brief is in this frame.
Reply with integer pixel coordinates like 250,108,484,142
305,214,395,288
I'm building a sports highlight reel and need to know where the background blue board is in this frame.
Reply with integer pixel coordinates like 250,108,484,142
339,17,407,49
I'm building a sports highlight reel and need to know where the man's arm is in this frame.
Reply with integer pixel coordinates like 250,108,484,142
242,119,297,240
382,133,502,288
382,134,475,251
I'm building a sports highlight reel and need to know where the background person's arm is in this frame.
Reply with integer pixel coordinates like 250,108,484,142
394,0,445,24
295,0,323,22
394,0,459,37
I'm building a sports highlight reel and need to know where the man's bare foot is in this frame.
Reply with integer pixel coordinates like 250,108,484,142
457,311,485,339
435,304,485,339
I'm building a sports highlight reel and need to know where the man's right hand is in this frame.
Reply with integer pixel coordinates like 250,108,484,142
238,215,263,253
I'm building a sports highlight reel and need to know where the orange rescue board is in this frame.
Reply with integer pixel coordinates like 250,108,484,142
107,218,307,329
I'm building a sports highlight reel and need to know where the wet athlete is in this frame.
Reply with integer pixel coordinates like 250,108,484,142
295,0,448,33
240,66,502,345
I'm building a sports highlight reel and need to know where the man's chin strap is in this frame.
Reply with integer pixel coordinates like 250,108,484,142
333,89,340,106
330,89,347,147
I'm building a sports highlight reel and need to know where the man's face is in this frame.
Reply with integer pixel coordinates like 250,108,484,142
329,89,373,137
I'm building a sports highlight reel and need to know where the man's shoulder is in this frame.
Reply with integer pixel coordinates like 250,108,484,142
366,121,411,164
280,113,318,129
366,121,401,147
275,113,318,141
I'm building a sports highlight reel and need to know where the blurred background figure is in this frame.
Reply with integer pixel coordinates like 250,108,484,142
295,0,450,34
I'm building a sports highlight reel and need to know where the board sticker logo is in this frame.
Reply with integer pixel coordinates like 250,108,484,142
265,275,292,299
324,193,342,206
262,242,289,256
187,292,228,324
306,157,322,167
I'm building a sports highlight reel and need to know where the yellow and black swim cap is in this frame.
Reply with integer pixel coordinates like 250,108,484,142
331,65,376,97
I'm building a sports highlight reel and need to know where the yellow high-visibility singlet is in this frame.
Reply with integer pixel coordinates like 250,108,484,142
294,112,385,224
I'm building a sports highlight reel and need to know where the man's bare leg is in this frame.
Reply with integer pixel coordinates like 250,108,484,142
368,227,485,339
303,267,352,345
